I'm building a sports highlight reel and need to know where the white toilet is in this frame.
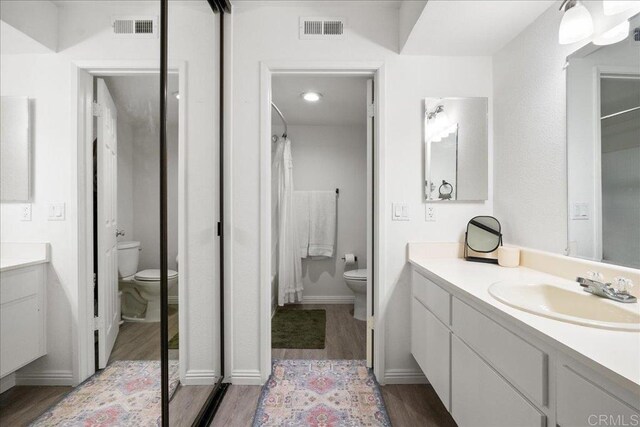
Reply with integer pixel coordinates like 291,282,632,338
117,241,178,323
343,268,367,321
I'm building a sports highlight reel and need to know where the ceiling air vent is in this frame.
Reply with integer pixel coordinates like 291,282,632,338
300,17,346,40
111,16,158,38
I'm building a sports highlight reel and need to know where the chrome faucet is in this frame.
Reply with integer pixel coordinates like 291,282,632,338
576,271,637,303
116,229,126,238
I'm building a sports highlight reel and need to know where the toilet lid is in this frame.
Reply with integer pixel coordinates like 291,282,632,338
134,269,178,282
343,269,367,281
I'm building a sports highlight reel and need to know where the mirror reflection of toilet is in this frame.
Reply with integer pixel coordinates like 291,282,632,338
117,241,178,322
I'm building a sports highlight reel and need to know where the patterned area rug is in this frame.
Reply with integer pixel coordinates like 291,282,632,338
253,360,391,427
30,360,180,426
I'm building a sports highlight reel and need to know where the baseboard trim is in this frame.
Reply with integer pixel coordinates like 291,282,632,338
15,370,74,386
0,373,16,393
182,369,219,386
383,369,428,385
301,295,355,304
168,296,179,305
231,369,263,385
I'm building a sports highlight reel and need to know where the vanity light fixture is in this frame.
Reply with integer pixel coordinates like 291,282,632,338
602,0,637,16
593,19,630,45
558,0,594,44
302,92,322,102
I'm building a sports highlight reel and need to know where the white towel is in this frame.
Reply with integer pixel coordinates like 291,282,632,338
294,191,310,258
308,191,336,257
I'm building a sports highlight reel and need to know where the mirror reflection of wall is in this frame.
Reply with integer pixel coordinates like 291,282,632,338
567,15,640,269
424,97,488,202
0,96,31,202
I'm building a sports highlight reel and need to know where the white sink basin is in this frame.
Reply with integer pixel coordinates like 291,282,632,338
488,281,640,332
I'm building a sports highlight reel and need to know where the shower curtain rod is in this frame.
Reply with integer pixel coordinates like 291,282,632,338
601,105,640,120
271,102,288,138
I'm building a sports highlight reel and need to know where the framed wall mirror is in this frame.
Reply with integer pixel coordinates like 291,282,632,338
566,13,640,269
424,97,488,202
1,96,31,202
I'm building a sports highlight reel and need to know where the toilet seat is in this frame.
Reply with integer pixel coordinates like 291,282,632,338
134,269,178,282
343,269,367,281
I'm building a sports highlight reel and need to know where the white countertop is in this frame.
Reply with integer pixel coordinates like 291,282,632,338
409,256,640,393
0,242,50,273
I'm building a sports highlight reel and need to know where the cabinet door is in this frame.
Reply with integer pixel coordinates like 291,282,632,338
451,336,545,427
557,365,639,427
411,299,428,372
411,298,451,409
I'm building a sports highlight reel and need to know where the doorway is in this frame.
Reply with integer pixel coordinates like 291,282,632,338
74,62,187,384
259,63,386,383
270,74,370,362
90,73,181,367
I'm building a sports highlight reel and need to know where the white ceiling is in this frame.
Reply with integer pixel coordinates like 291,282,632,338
272,75,369,126
102,75,179,130
401,0,556,55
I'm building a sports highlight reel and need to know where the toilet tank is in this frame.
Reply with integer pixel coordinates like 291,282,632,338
117,241,140,278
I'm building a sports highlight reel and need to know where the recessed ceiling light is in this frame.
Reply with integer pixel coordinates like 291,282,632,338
302,92,322,102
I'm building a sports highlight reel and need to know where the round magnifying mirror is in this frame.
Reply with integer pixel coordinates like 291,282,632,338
465,216,502,263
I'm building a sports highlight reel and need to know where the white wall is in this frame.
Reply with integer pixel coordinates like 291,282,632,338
0,0,58,52
493,1,639,254
132,124,179,273
0,1,219,385
230,3,493,384
602,146,640,268
284,124,367,303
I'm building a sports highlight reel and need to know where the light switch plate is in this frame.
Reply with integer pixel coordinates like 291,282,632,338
392,203,409,221
20,204,32,221
425,205,436,222
48,202,66,221
570,202,589,220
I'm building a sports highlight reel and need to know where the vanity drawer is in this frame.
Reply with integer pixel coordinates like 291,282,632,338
412,270,451,325
452,298,547,406
0,265,41,304
451,335,546,427
557,365,639,427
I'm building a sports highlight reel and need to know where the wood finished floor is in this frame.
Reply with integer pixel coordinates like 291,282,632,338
0,305,212,426
212,384,457,427
271,304,366,360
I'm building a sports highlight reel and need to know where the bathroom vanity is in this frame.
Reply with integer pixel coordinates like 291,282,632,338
0,243,49,389
409,243,640,427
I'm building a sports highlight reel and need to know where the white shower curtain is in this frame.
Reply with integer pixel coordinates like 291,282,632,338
273,137,304,305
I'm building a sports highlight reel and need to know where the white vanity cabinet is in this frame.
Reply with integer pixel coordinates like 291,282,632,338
410,267,640,427
411,298,451,409
451,335,545,427
556,364,640,427
0,263,47,378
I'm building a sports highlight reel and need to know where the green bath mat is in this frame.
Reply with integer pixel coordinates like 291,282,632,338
272,309,326,349
169,333,179,350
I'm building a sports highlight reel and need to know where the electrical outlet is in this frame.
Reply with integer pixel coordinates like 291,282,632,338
425,205,436,222
20,204,32,221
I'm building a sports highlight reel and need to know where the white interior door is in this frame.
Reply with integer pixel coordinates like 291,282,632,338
96,78,119,368
366,79,374,368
